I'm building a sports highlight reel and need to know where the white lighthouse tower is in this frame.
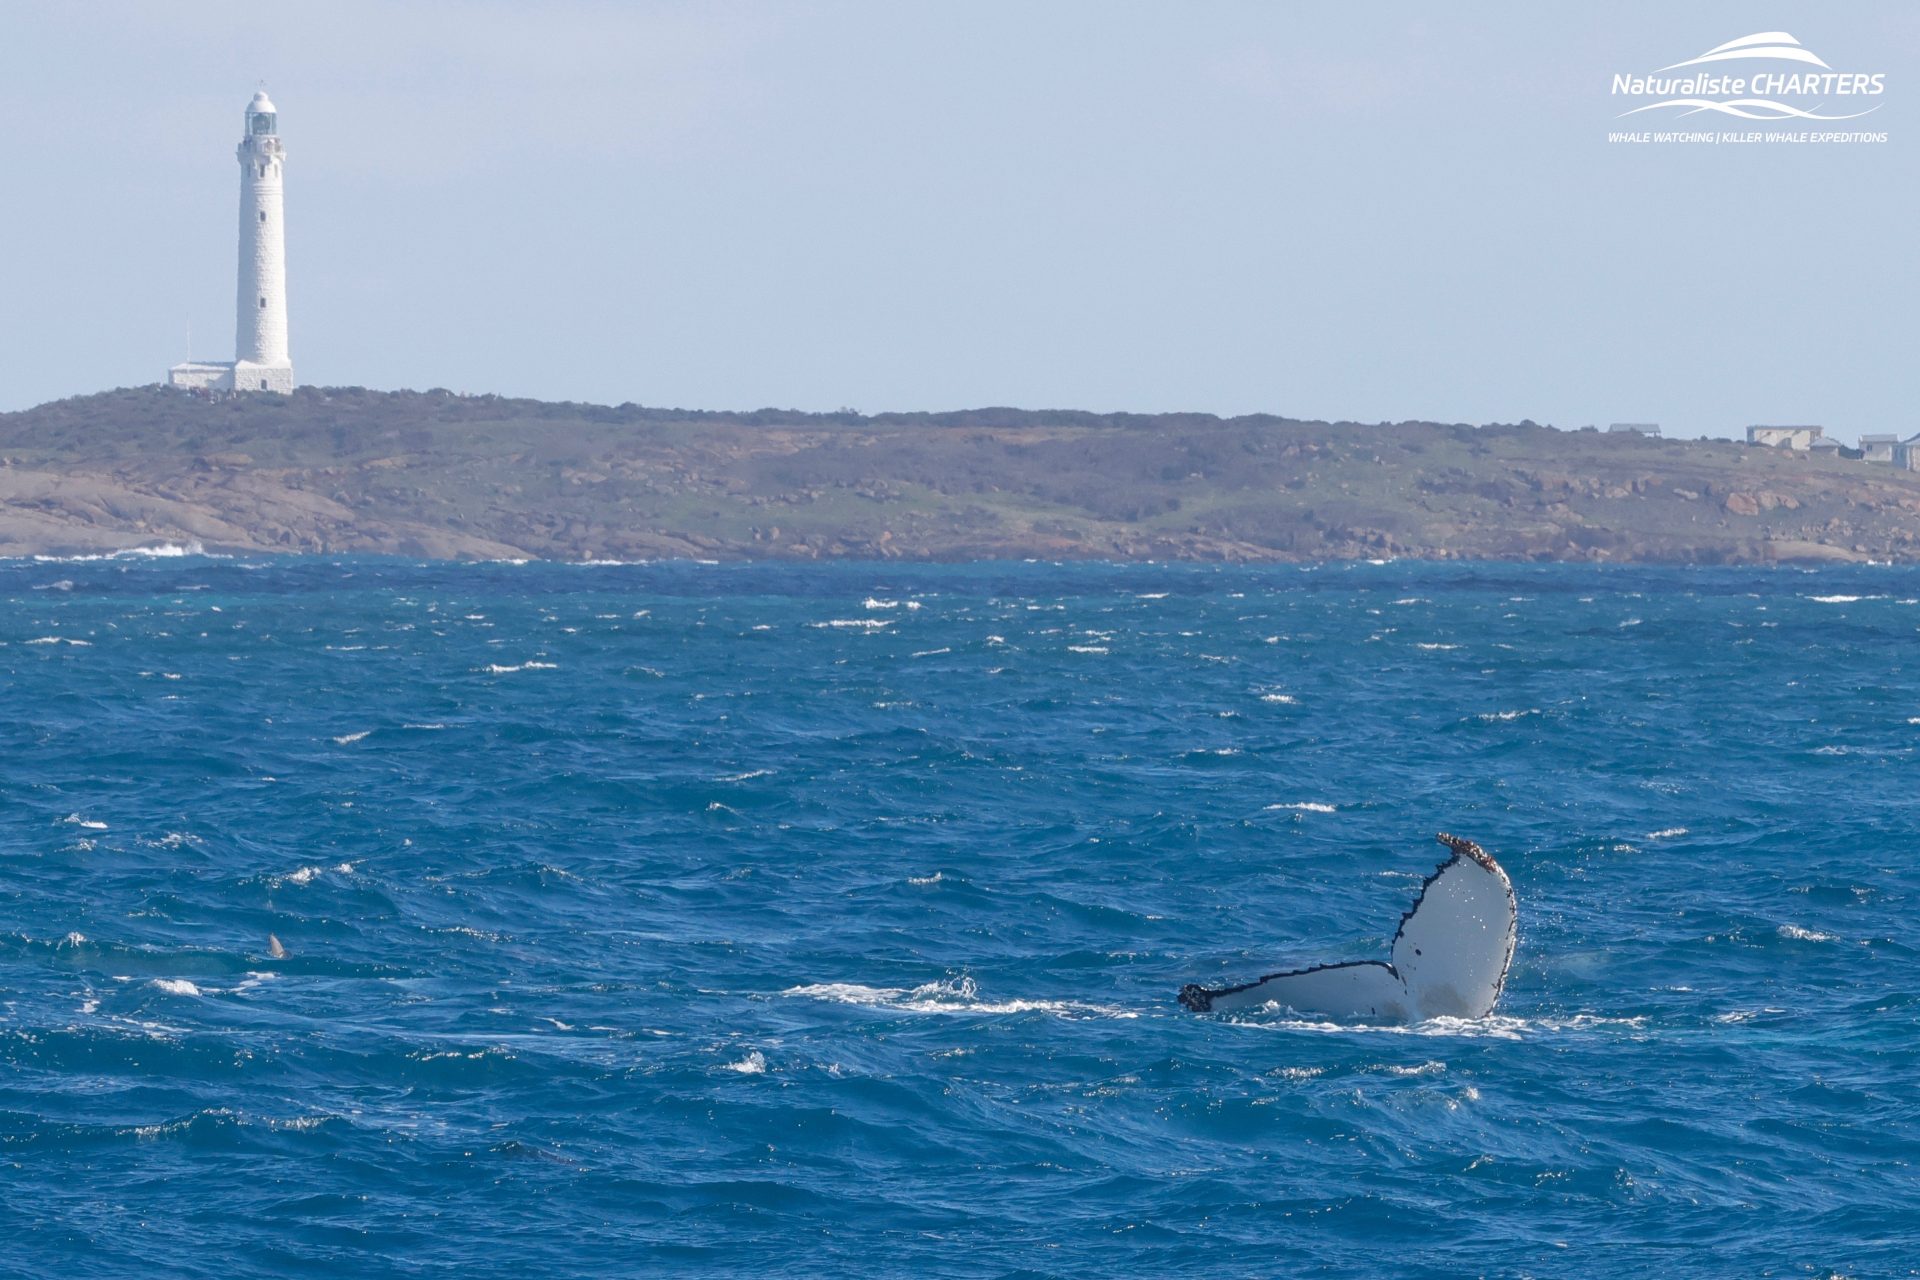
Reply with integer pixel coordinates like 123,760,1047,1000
169,90,295,394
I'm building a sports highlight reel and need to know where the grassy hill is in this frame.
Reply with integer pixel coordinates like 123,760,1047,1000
1,385,1916,563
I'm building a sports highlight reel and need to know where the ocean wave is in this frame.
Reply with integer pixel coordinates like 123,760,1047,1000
32,541,216,563
276,862,355,888
1777,924,1839,943
783,977,1138,1020
482,661,559,674
1265,801,1337,813
1239,1012,1644,1040
721,1050,769,1075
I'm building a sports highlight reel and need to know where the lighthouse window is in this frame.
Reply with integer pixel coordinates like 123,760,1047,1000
259,296,267,308
259,211,266,222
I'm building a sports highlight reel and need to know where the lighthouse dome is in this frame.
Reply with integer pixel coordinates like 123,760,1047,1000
248,90,277,114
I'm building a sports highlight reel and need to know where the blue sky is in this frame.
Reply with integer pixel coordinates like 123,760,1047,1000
0,2,1913,440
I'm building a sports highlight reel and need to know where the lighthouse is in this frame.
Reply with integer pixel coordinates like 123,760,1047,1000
169,90,295,394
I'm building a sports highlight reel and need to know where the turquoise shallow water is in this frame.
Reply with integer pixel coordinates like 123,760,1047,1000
1,556,1915,1278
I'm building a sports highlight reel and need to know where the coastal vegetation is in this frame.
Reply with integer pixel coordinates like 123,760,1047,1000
2,386,1916,563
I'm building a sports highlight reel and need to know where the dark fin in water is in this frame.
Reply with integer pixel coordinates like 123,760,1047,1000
268,933,288,959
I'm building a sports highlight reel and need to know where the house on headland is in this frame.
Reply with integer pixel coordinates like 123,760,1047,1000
1607,422,1661,436
1746,425,1823,450
1893,434,1920,471
1859,433,1900,463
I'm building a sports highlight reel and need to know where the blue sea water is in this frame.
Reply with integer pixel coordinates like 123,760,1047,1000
1,554,1916,1278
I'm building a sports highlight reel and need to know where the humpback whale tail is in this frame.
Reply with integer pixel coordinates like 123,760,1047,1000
1180,832,1516,1022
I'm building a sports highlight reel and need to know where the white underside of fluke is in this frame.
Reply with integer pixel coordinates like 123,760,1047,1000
1181,833,1517,1022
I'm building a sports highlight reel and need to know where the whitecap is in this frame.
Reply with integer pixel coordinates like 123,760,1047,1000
811,619,891,630
907,871,944,885
63,814,108,830
1416,642,1459,651
783,978,1137,1020
33,541,213,563
722,1050,768,1075
483,661,559,674
1475,709,1538,723
1778,924,1838,942
1646,827,1688,839
333,730,371,745
1067,645,1109,654
151,978,203,997
716,769,774,783
1259,693,1297,704
1265,802,1337,813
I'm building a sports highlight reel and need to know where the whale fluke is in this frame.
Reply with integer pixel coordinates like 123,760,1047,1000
1179,832,1516,1021
267,933,288,960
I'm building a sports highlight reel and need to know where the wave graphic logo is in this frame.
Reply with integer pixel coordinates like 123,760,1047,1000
1657,32,1829,73
1612,32,1885,122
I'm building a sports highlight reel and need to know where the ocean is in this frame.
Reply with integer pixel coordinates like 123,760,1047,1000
1,554,1914,1278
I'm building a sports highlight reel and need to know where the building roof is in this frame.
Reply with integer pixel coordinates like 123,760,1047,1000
1809,437,1842,449
1860,434,1900,444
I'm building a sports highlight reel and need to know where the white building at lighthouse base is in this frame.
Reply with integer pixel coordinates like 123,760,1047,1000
167,359,295,394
